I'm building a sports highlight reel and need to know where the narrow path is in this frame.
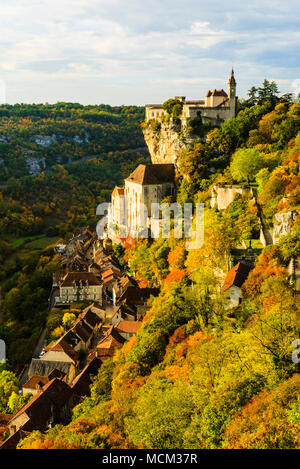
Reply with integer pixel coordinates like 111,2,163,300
256,201,273,246
32,328,46,359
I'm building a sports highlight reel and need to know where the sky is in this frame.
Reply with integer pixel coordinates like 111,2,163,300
0,0,299,105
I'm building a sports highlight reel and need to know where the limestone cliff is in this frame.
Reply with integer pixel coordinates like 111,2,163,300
273,210,300,244
142,123,194,165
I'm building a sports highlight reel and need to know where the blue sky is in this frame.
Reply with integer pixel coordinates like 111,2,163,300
0,0,299,105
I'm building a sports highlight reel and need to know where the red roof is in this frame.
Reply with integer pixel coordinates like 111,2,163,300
9,378,72,424
60,272,101,287
45,337,79,362
112,186,125,197
22,376,49,390
211,89,228,97
101,268,122,279
125,164,174,185
117,286,160,305
222,263,252,292
96,326,126,355
116,321,142,334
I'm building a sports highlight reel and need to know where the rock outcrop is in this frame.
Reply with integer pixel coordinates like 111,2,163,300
142,123,193,165
273,210,300,244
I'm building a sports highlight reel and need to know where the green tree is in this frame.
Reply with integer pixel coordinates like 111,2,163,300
8,391,32,414
247,86,258,106
230,148,266,183
257,79,280,105
0,370,18,412
162,99,183,118
125,377,194,448
62,312,76,330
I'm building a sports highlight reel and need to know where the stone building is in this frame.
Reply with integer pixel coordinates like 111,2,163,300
115,320,142,340
145,70,237,127
210,185,253,211
22,369,66,396
56,272,103,305
222,262,252,308
1,378,74,449
109,186,125,231
108,164,175,238
95,326,126,359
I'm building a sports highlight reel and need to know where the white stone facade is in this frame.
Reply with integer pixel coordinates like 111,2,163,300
107,164,175,239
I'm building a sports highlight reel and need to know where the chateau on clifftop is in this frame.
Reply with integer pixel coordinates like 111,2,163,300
145,69,237,127
107,71,237,239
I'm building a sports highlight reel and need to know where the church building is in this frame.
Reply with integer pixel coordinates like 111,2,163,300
108,164,175,238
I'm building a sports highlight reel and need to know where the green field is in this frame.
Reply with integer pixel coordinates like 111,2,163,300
10,234,60,250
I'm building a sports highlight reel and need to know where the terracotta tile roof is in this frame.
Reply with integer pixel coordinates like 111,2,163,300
117,286,160,305
116,321,142,334
45,337,79,362
71,320,92,343
71,357,102,397
102,275,116,284
112,304,137,320
9,378,73,425
96,337,122,357
96,326,126,353
222,262,252,292
23,370,66,391
112,186,125,197
60,272,101,287
125,164,175,185
211,89,228,97
113,275,137,293
80,309,102,328
22,375,49,390
101,268,122,280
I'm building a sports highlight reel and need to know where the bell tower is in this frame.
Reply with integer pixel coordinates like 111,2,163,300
227,68,237,117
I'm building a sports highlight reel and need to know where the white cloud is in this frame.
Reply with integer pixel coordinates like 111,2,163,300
0,0,298,103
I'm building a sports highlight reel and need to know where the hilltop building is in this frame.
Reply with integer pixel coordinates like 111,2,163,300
106,71,238,241
145,69,237,127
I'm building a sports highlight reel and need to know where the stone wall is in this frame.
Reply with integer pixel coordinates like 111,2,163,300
210,185,253,211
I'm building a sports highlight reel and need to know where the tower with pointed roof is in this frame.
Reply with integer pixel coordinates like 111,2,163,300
227,68,237,118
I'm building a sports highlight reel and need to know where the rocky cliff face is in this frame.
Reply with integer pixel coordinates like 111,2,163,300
143,123,193,165
273,210,300,244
